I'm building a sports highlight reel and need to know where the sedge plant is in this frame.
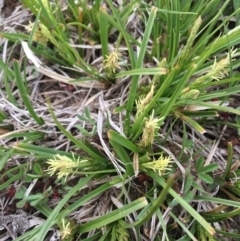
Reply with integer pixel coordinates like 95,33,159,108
1,0,240,240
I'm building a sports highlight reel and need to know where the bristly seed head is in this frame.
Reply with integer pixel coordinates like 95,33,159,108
139,110,162,147
141,154,172,175
25,21,48,45
194,48,238,84
46,154,81,180
104,50,122,73
136,85,155,117
60,219,72,239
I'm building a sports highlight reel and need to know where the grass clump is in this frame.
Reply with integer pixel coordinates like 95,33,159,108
1,0,240,240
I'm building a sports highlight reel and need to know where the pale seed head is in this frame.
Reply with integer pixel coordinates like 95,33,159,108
139,110,162,147
46,154,81,180
141,154,172,175
104,50,122,73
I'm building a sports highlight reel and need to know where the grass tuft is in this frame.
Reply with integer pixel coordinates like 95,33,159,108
1,0,240,240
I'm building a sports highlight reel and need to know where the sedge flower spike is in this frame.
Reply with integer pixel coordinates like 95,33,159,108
209,48,237,80
60,219,72,239
141,154,172,175
180,89,200,99
25,21,48,45
136,85,155,117
139,111,162,147
187,16,202,48
194,48,237,84
46,154,81,180
104,50,122,73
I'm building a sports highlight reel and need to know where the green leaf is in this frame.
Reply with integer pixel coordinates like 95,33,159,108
196,156,205,172
33,162,44,176
0,148,14,172
115,68,166,78
0,111,8,123
233,0,240,25
13,142,79,159
13,60,44,125
184,174,194,195
109,139,134,176
124,6,158,135
16,200,27,209
0,57,18,104
175,111,206,134
62,176,126,216
0,32,29,42
23,193,43,201
200,163,219,173
99,8,109,61
14,186,27,199
198,173,213,184
213,176,226,186
77,197,148,233
26,174,43,179
202,207,240,222
195,195,240,208
215,229,240,239
184,191,194,203
224,142,233,180
108,130,140,153
75,125,92,136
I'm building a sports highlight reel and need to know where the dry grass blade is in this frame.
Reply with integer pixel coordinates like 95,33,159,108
21,41,108,90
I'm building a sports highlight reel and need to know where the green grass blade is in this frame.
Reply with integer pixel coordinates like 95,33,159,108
182,100,240,115
77,197,148,233
106,0,135,68
125,174,175,228
62,175,126,216
0,148,14,171
48,103,107,164
234,0,240,25
115,67,166,78
148,171,215,236
168,0,180,63
194,195,240,208
223,142,233,179
28,8,42,46
175,111,206,134
215,229,240,239
170,212,198,241
0,32,29,41
13,142,81,159
99,7,109,61
125,6,157,135
109,139,134,176
13,60,45,125
108,130,140,153
37,175,94,241
0,58,17,105
0,166,25,190
13,226,41,241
